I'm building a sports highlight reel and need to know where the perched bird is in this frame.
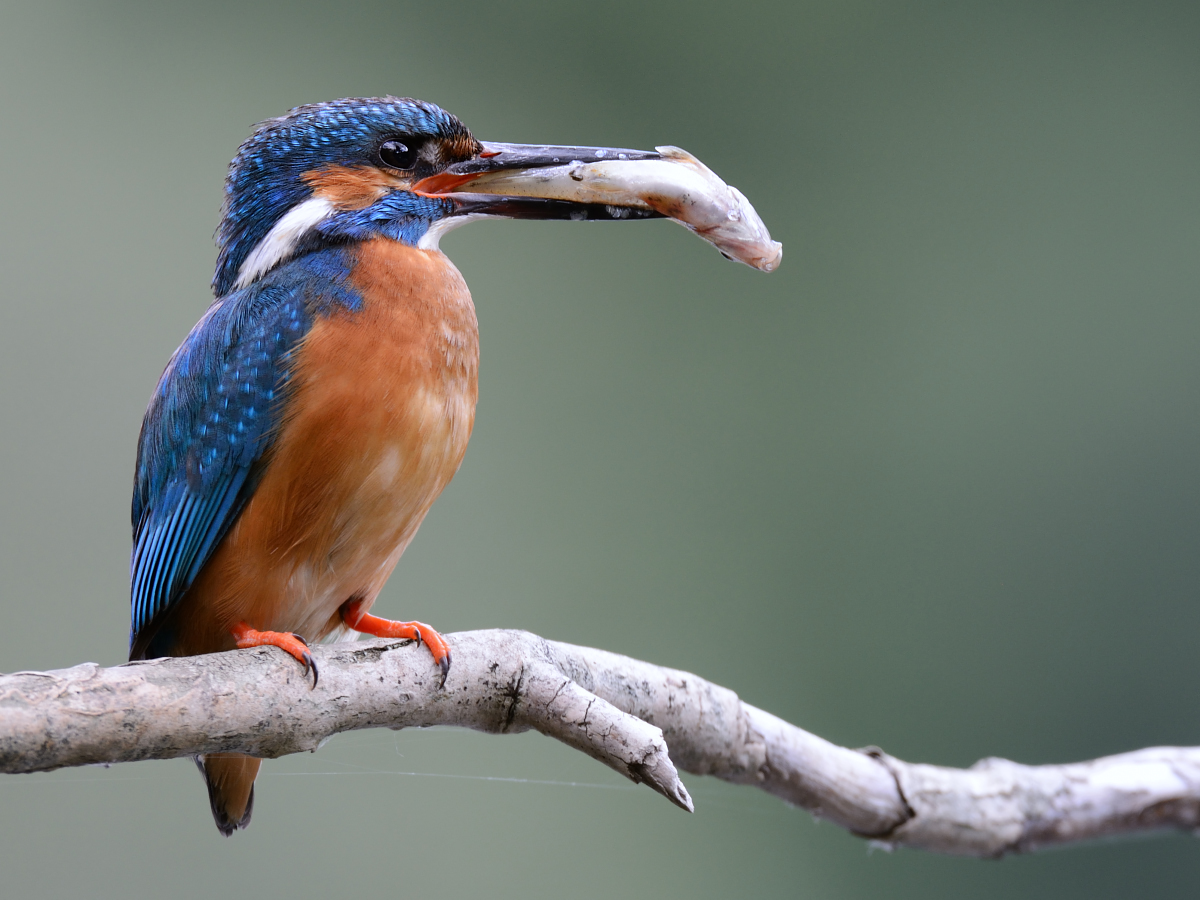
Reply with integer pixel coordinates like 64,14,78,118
128,97,678,835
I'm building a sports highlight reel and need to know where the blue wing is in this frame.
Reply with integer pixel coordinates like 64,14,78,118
129,282,311,658
129,249,360,658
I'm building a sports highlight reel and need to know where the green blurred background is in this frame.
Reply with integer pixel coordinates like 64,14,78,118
2,0,1199,896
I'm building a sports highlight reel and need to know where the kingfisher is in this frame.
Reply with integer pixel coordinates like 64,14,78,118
130,96,760,836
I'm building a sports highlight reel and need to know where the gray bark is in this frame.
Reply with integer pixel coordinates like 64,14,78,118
2,629,1197,857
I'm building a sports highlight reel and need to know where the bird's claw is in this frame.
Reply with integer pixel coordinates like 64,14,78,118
301,650,319,689
412,628,451,691
290,633,318,688
230,623,318,690
336,611,450,690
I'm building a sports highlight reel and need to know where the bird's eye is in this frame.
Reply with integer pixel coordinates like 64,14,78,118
379,139,419,170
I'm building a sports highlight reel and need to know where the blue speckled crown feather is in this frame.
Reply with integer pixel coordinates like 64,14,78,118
212,97,473,297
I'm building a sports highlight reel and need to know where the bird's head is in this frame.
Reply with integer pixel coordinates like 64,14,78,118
213,96,664,297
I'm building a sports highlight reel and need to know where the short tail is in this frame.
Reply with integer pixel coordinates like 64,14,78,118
195,753,261,836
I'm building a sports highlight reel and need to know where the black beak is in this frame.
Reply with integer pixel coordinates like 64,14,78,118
415,141,667,222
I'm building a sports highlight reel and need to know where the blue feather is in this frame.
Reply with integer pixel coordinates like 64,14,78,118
129,248,358,654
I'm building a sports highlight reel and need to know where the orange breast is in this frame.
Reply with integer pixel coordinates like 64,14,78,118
168,241,479,655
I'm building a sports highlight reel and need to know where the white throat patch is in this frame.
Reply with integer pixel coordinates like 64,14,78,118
417,213,490,251
233,196,335,290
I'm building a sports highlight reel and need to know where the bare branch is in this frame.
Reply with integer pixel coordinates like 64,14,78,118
1,629,1197,856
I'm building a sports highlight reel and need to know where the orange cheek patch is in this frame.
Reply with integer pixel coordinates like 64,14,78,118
302,164,409,210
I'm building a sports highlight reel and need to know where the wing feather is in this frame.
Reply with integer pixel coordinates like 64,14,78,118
128,248,357,658
128,282,312,656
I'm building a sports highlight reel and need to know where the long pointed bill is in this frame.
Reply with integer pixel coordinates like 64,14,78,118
415,143,665,223
416,141,782,272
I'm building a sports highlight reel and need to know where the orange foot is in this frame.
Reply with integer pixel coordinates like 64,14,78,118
341,599,451,687
231,622,318,688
